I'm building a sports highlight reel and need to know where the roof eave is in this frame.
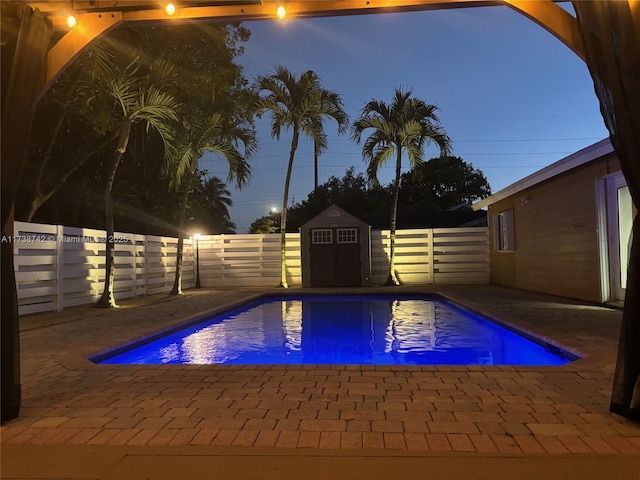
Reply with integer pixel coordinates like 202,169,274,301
472,138,614,211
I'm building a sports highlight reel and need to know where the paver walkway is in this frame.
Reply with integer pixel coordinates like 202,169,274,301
1,285,639,479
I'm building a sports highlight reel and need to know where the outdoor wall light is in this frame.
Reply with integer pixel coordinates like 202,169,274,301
66,15,77,28
276,6,286,19
165,3,176,16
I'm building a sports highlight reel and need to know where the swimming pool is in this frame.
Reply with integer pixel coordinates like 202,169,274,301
94,294,576,366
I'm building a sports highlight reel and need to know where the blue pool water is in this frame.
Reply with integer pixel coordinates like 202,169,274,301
94,295,575,366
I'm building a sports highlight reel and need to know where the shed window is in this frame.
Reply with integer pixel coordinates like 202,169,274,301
494,209,515,251
337,228,358,243
312,229,332,244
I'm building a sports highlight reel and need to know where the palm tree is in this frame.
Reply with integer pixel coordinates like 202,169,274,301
351,88,451,286
168,104,255,295
195,176,237,234
91,58,180,307
20,30,141,224
254,66,349,287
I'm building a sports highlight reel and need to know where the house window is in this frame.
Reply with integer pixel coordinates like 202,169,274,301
312,229,332,244
337,228,357,244
494,209,515,251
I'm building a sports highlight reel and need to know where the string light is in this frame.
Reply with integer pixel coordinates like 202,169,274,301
66,15,77,28
165,3,176,16
276,6,286,19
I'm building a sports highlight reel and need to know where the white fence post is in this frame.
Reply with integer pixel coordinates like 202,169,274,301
56,224,64,311
220,234,226,283
427,229,434,284
142,234,148,296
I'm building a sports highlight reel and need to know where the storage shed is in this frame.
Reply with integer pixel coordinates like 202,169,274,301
300,205,371,287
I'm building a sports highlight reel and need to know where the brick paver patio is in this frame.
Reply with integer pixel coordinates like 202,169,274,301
1,285,639,478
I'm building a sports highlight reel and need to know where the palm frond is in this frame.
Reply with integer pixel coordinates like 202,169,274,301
167,145,197,190
254,65,347,148
204,142,251,189
352,87,452,184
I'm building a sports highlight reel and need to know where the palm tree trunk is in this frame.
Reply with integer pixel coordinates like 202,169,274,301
385,147,402,286
279,128,299,288
95,121,131,308
314,139,319,191
171,175,194,295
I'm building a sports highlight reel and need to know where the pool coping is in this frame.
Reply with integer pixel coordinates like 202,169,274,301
58,287,602,373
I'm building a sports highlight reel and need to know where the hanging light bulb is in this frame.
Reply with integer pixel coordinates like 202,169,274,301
276,6,286,19
66,15,77,28
165,3,176,16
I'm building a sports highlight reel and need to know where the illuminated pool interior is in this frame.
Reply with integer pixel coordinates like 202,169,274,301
93,294,577,366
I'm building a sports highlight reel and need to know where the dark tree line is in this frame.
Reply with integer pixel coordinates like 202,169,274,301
252,157,490,233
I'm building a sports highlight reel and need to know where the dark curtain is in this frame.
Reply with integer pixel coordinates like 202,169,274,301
573,1,640,420
1,4,53,423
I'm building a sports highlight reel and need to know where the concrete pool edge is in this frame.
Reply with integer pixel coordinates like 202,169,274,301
77,287,587,370
82,291,269,365
436,292,587,364
435,290,613,371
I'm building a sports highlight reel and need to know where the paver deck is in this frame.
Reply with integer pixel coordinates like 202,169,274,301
1,285,639,479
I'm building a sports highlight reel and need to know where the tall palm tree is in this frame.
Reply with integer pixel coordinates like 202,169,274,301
254,66,348,287
168,104,255,295
91,58,180,307
351,88,451,286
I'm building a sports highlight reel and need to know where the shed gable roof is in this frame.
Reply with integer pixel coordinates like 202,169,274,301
300,204,369,229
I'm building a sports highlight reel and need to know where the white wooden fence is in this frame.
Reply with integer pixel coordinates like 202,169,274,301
12,221,194,315
196,232,301,287
12,222,489,315
370,228,490,285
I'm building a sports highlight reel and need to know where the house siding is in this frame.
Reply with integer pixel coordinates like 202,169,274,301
487,154,620,303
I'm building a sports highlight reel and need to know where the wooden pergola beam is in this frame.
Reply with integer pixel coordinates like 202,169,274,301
26,0,583,91
505,0,584,60
41,11,123,99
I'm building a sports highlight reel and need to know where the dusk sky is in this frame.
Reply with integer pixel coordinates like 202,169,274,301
199,4,609,233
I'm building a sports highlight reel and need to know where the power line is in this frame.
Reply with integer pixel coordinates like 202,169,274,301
204,159,567,175
203,136,604,149
293,136,603,144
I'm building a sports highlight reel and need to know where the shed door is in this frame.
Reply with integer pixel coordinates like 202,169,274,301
309,228,361,287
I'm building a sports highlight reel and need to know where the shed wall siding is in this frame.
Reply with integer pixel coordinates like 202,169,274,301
488,155,620,303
